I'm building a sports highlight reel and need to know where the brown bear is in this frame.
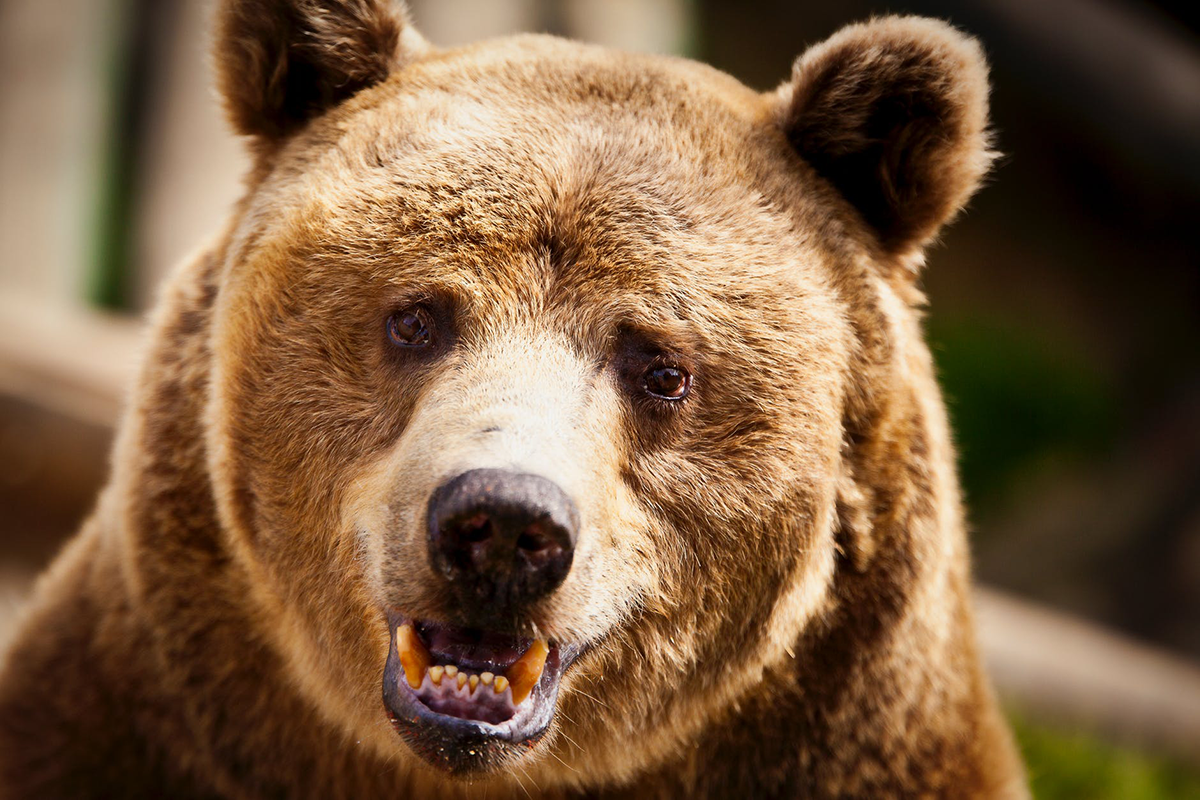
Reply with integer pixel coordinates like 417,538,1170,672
0,1,1025,797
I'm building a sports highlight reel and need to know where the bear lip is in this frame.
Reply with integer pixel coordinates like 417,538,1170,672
382,611,584,772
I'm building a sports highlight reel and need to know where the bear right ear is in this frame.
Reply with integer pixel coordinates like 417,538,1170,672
774,16,994,262
214,0,429,142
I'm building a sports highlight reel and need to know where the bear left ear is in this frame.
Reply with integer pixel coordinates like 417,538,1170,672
774,16,994,260
214,0,429,143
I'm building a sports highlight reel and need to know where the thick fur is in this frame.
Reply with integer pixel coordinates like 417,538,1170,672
778,16,994,261
0,3,1024,797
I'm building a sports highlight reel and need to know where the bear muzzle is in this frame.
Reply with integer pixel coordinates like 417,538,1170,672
378,469,586,771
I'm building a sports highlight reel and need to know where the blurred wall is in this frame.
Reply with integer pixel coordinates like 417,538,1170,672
0,0,112,302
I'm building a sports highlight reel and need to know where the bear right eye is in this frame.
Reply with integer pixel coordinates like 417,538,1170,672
387,308,432,348
643,364,691,400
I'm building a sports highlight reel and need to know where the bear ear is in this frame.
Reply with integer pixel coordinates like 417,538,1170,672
214,0,428,142
774,16,994,260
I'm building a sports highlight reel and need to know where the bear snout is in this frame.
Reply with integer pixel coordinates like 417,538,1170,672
427,468,579,613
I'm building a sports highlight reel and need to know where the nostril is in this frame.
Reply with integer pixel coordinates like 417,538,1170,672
516,526,552,553
460,513,493,543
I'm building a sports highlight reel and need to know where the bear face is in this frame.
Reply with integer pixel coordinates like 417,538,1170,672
210,37,854,775
200,3,995,784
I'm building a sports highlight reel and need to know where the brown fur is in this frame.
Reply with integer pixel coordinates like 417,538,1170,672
0,3,1024,797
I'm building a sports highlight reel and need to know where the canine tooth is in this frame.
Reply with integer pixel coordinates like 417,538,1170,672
480,672,494,686
396,624,430,690
493,676,509,694
505,639,548,706
429,666,444,686
456,672,467,689
469,674,480,692
444,665,458,678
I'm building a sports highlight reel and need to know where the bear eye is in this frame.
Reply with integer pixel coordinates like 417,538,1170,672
643,364,691,400
386,308,432,348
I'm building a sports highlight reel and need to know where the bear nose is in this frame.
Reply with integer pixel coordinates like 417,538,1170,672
427,469,578,610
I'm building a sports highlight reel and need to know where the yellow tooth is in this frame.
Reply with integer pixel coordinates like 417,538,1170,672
429,666,444,686
480,672,494,686
505,639,548,706
444,665,458,678
469,675,480,692
396,624,430,690
493,675,509,695
456,672,467,689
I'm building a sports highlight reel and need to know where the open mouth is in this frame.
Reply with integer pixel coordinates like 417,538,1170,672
382,612,582,772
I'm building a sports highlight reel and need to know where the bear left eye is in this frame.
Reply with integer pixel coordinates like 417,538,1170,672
387,308,432,348
644,365,691,400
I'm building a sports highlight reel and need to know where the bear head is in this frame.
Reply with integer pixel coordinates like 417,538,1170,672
201,0,991,784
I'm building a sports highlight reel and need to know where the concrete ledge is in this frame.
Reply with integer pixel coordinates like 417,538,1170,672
0,293,142,428
977,586,1200,763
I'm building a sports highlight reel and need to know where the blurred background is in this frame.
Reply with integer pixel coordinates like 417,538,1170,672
1,0,1197,795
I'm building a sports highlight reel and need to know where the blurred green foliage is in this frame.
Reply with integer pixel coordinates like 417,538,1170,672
1013,714,1200,799
87,0,139,311
928,316,1119,514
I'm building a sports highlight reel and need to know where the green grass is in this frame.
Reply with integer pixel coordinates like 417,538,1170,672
1013,715,1200,800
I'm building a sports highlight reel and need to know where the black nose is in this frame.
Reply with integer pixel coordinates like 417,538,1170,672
427,469,579,610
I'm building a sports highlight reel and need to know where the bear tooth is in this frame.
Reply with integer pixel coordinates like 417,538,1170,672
429,665,444,686
443,665,458,678
396,624,430,690
493,676,509,694
480,672,494,686
505,639,548,706
469,675,480,692
456,672,467,689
